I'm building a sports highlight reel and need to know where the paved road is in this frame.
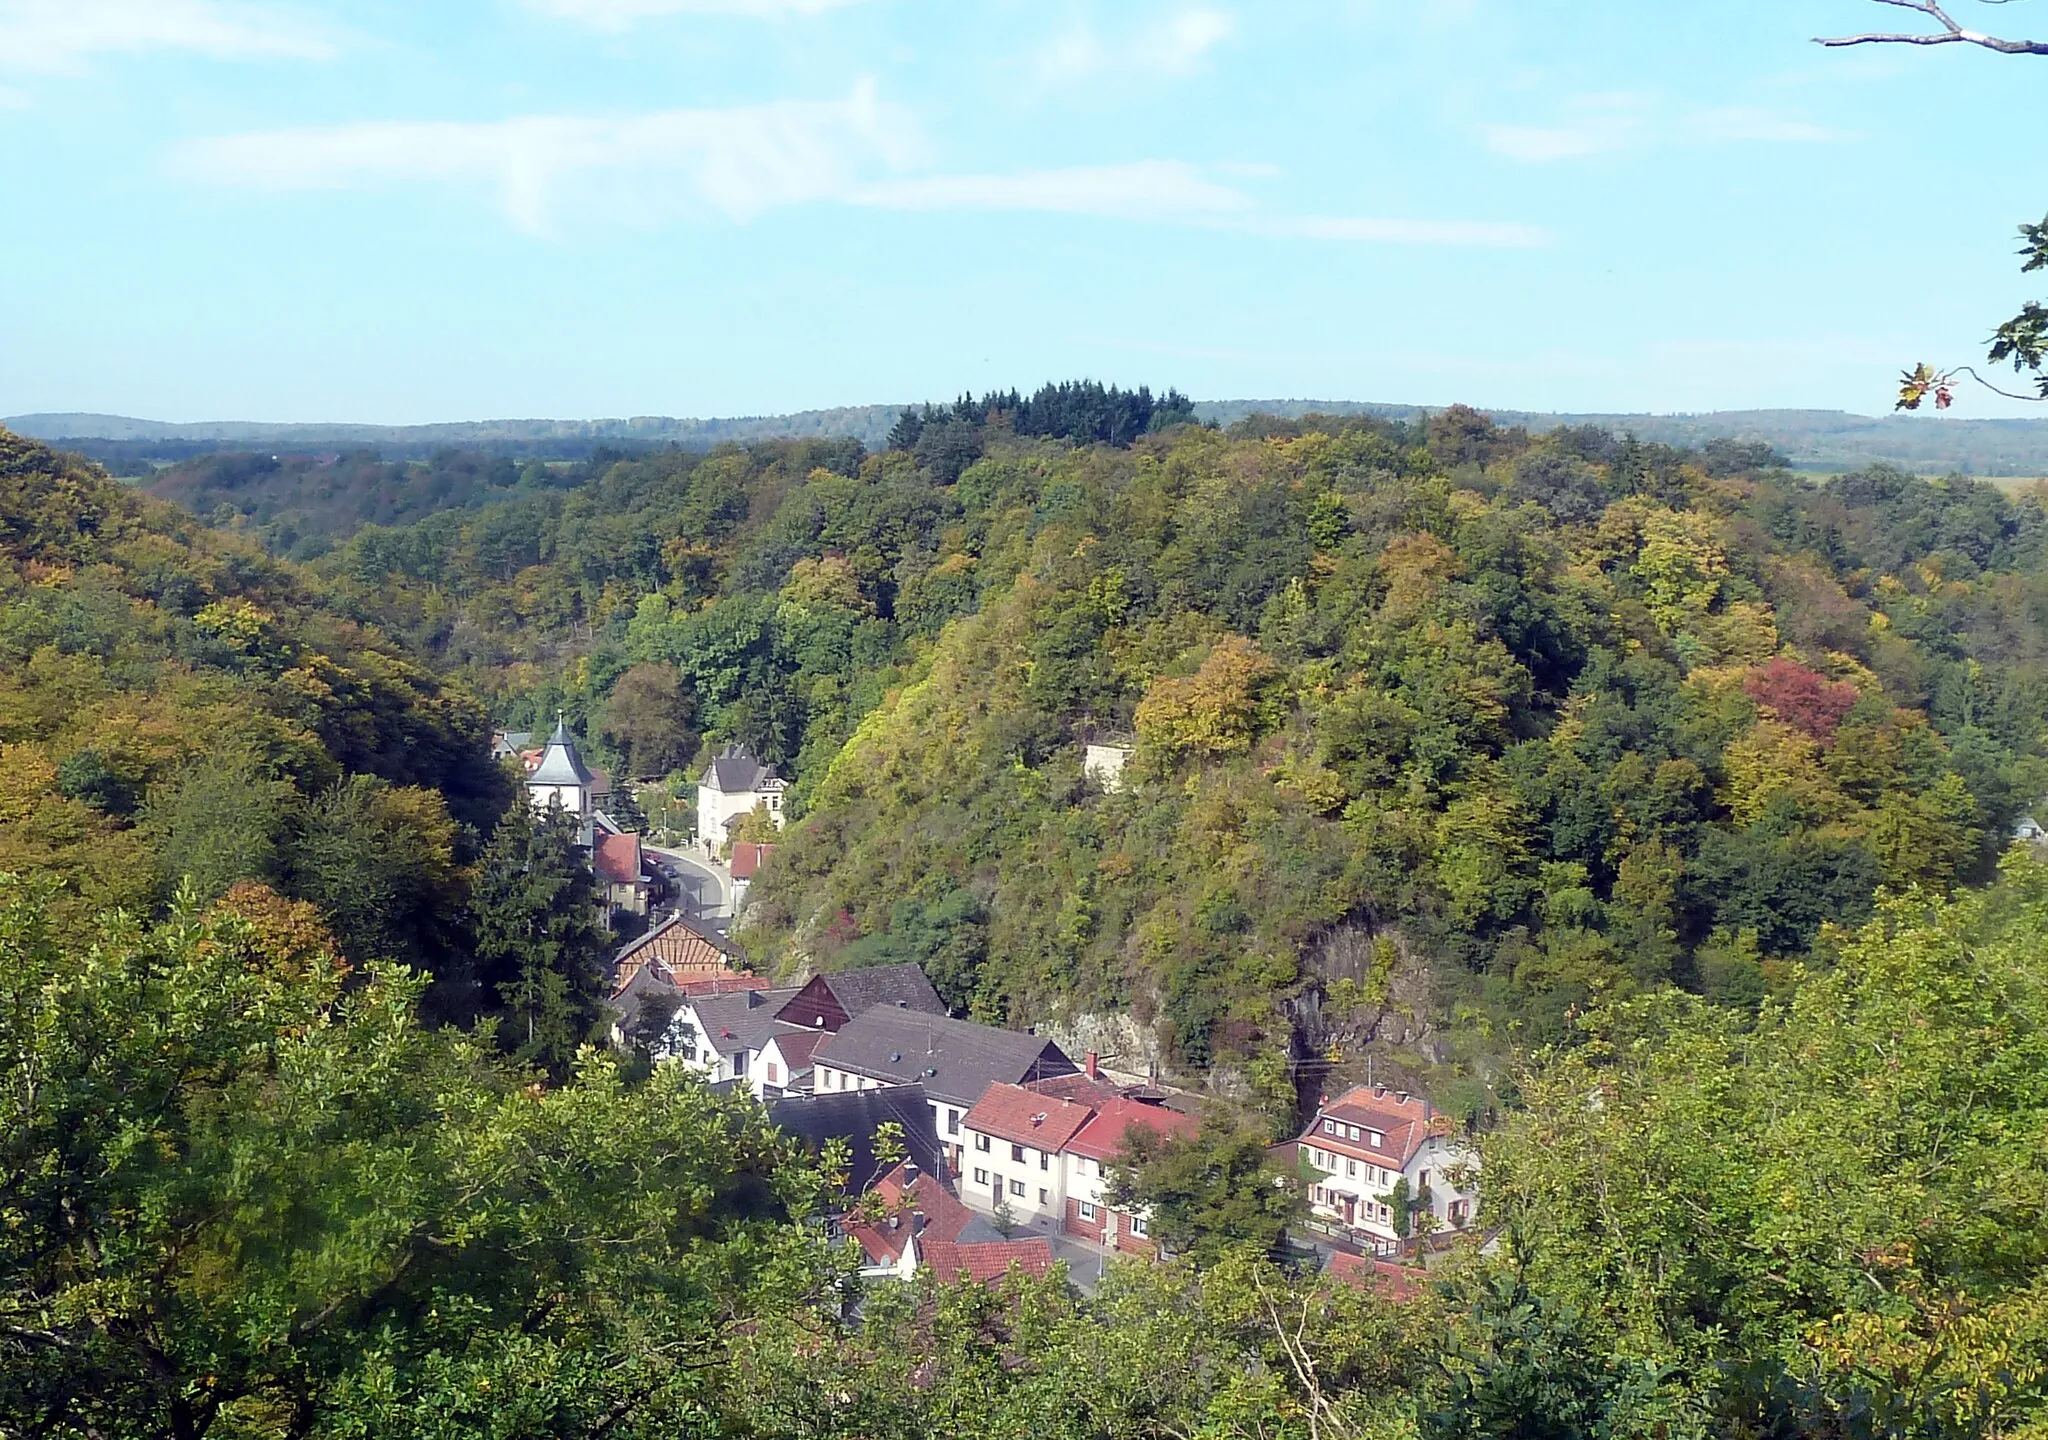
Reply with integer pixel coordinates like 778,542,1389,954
1044,1231,1117,1295
646,845,732,920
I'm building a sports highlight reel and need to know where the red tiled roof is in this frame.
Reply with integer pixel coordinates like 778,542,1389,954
731,842,775,880
919,1238,1055,1286
1025,1073,1126,1107
1066,1097,1200,1162
1294,1086,1446,1169
593,832,643,886
1327,1250,1426,1303
844,1166,977,1265
963,1083,1097,1152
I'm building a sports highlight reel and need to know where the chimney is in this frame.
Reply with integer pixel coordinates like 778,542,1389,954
1084,1051,1099,1080
902,1160,919,1186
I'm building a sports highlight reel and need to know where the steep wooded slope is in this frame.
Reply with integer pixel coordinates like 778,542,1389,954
0,428,508,941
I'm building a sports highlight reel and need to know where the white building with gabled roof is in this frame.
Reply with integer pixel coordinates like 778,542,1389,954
696,744,786,850
528,718,597,818
1291,1085,1479,1252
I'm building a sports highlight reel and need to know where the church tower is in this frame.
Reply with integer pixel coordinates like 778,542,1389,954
527,717,595,818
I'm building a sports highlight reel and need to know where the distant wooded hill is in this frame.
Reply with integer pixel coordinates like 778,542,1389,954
16,401,2048,476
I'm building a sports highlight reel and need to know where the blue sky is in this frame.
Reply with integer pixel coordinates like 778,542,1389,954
1,0,2043,424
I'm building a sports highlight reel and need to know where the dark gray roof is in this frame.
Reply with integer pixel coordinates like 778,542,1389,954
607,960,684,1036
818,963,947,1019
493,730,533,757
813,1010,1078,1109
769,1084,948,1196
530,719,596,788
702,744,779,794
954,1213,1006,1244
685,987,803,1058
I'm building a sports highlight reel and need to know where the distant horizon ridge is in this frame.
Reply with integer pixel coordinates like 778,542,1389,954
0,402,1962,435
11,400,2048,477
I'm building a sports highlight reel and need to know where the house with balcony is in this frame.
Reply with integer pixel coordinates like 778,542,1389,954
1291,1086,1479,1252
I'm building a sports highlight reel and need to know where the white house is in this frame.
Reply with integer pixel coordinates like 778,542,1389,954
958,1085,1095,1231
696,745,786,850
658,986,802,1085
2016,814,2047,844
1083,744,1133,793
1058,1092,1196,1256
958,1077,1198,1255
810,1009,1078,1177
1293,1086,1479,1252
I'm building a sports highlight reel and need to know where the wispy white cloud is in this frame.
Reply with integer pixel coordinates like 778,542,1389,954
0,0,333,75
520,0,869,29
176,90,1543,249
855,161,1251,222
1686,106,1858,145
1480,93,1651,163
1150,7,1236,75
172,84,916,233
1036,5,1237,86
1255,215,1550,248
857,164,1544,247
1483,92,1857,162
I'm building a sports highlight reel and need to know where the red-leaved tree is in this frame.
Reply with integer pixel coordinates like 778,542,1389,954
1745,659,1862,742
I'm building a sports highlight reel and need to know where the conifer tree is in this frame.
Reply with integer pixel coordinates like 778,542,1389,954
469,803,610,1079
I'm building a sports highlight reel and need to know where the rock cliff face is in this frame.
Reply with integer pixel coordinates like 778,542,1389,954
1039,1009,1167,1082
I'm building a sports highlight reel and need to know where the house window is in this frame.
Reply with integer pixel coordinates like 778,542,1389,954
1345,1159,1356,1178
1039,1152,1049,1171
947,1109,960,1136
1347,1125,1361,1142
1129,1215,1149,1238
975,1134,991,1152
973,1168,988,1185
1323,1119,1337,1136
1009,1179,1025,1198
766,1063,780,1084
1078,1201,1097,1221
1038,1188,1049,1206
1011,1143,1025,1163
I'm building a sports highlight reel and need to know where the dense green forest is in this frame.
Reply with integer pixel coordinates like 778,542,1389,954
146,446,606,559
10,401,2048,1435
214,389,2048,1118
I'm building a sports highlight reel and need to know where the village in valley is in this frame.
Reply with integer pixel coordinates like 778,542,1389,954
502,719,1484,1296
